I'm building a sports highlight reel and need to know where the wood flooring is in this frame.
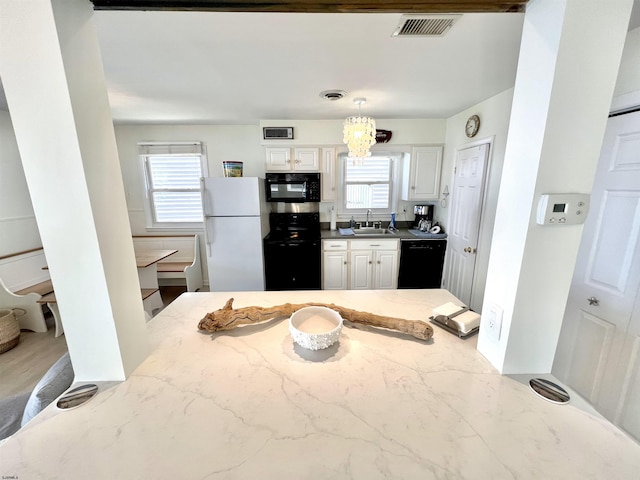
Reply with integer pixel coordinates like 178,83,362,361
0,286,186,400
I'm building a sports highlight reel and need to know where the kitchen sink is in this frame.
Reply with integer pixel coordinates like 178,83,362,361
352,228,395,236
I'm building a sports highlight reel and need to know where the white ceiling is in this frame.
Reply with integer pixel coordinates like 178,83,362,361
92,11,524,124
1,4,639,124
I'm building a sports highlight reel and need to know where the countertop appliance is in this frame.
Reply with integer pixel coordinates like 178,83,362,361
201,177,269,291
265,172,321,203
263,206,321,291
413,204,434,231
397,238,446,289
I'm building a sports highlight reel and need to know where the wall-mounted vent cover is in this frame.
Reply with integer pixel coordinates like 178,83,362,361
392,15,461,37
263,127,294,140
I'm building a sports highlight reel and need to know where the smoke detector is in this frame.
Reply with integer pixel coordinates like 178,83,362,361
320,90,347,101
392,14,461,37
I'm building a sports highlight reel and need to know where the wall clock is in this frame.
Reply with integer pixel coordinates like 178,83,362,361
465,115,480,138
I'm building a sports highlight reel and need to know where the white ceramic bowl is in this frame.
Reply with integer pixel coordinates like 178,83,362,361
289,306,343,350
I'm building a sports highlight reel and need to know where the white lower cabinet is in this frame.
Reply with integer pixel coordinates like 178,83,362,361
322,240,348,290
323,239,398,290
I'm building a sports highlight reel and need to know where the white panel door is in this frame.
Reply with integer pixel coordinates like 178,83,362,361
321,148,337,201
554,111,640,439
323,251,347,290
442,144,489,308
408,146,442,200
266,148,291,171
293,148,319,171
350,251,373,290
373,251,398,289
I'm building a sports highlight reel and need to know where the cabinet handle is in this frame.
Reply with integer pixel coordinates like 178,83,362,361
370,244,381,247
343,261,347,265
369,261,372,264
587,297,600,306
377,260,381,264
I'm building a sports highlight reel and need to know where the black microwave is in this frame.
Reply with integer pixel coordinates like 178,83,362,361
265,173,321,203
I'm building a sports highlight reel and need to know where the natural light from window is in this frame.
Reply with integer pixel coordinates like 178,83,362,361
139,142,206,228
341,155,394,213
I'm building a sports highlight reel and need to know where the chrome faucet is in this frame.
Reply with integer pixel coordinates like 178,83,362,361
366,209,372,227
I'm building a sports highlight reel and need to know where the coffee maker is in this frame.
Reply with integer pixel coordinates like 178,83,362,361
414,205,434,231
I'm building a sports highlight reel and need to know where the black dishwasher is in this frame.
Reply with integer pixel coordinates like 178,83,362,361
398,239,446,288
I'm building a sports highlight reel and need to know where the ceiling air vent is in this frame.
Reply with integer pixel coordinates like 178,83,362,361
320,90,347,101
263,127,294,140
392,14,461,37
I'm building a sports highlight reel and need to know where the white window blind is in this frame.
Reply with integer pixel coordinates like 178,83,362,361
343,156,392,211
139,143,205,226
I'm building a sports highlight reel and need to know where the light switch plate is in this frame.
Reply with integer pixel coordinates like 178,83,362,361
484,303,503,341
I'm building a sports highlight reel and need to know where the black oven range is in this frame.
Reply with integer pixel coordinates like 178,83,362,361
263,210,321,291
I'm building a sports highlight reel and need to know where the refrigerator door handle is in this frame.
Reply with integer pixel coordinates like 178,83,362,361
200,177,212,217
204,218,214,257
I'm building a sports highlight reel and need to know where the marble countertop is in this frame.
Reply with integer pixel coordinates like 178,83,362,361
2,290,639,479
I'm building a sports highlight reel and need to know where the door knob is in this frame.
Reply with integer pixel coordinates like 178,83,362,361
464,247,471,253
587,297,600,306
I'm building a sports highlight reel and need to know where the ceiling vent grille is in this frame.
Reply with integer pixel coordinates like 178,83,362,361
392,15,461,37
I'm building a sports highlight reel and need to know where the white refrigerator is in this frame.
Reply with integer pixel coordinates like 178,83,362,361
201,177,269,291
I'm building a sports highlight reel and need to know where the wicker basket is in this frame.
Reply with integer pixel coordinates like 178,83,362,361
0,308,24,354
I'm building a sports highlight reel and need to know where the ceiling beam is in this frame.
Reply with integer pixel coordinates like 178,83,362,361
90,0,528,13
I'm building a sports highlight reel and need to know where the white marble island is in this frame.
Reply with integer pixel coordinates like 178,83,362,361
2,290,640,479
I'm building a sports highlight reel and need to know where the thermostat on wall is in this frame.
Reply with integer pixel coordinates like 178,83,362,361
536,193,590,226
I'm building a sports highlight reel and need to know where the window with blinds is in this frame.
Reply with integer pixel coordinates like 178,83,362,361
139,143,206,227
340,154,396,214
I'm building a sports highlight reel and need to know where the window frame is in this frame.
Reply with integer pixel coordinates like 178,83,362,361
138,142,208,231
337,151,399,219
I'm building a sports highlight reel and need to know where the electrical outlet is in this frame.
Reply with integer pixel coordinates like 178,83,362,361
484,303,503,341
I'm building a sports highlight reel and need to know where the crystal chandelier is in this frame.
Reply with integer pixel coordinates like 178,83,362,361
343,97,376,166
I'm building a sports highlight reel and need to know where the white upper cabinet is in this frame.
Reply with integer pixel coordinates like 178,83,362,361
321,147,337,201
401,146,443,201
265,147,291,171
266,147,319,171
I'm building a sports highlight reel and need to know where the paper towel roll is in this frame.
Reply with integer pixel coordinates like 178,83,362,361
330,208,337,231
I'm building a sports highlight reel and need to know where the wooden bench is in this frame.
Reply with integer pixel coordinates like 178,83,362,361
132,234,203,292
0,248,51,333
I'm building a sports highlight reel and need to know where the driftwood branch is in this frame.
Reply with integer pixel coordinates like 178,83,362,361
198,298,433,341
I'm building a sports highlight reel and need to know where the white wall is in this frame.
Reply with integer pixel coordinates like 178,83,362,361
478,0,632,374
114,124,265,235
0,111,41,256
115,119,446,233
260,119,446,146
612,26,640,111
441,88,514,312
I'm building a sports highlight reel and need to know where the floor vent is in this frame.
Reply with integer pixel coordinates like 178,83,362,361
392,15,461,37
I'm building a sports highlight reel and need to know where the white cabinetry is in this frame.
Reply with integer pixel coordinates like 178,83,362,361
401,146,443,201
266,147,319,171
323,238,398,290
322,240,348,290
349,239,399,290
321,147,337,201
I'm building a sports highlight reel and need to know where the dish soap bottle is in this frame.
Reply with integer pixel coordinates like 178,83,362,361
349,216,356,229
330,207,337,231
390,212,396,230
